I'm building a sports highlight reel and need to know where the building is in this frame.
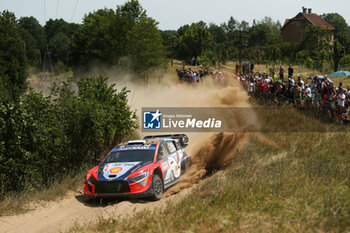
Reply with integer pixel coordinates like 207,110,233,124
281,7,335,43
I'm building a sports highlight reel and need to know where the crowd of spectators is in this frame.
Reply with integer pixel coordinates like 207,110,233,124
176,66,207,83
236,62,255,75
236,66,350,122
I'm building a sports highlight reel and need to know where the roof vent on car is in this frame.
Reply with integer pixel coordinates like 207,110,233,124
127,140,146,145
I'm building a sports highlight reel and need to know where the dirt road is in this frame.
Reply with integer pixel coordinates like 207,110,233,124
0,186,195,233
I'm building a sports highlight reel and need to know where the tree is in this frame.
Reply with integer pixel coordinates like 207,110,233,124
322,13,350,71
127,17,166,78
249,17,281,47
18,17,45,67
208,23,229,63
43,19,77,67
175,22,214,62
0,11,27,101
301,25,332,70
160,30,178,59
71,0,165,77
70,9,118,67
48,32,71,66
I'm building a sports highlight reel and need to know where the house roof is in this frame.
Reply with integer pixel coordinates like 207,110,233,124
282,12,335,30
284,19,290,26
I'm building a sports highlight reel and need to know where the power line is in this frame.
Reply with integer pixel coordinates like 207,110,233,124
43,0,46,22
70,0,79,22
55,0,60,19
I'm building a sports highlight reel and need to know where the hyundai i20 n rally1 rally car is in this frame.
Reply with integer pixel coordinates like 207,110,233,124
84,134,191,201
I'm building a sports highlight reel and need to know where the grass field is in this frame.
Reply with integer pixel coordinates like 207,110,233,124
68,102,350,232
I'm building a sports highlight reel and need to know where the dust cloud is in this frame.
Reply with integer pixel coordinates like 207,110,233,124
114,70,258,196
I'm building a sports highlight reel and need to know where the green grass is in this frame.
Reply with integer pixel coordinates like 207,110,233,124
68,105,350,233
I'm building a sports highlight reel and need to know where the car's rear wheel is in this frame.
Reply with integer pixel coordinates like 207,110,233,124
150,174,163,201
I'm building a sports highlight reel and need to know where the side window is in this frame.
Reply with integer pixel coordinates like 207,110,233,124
157,144,168,161
174,141,181,150
166,141,177,153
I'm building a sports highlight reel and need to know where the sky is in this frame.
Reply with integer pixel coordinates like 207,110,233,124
1,0,350,30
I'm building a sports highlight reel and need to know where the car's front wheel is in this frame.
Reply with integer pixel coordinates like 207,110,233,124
150,174,163,201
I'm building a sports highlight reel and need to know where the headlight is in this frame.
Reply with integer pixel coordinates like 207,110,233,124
128,170,148,183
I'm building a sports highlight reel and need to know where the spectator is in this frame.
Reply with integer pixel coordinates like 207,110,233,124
288,64,294,78
279,65,285,81
305,84,312,109
337,88,346,117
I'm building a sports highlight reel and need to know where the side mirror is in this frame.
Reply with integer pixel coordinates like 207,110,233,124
179,135,189,148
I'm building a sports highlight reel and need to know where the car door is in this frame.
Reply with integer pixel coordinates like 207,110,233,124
165,140,182,180
157,143,172,185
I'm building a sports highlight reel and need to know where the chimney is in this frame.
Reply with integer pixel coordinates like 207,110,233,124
302,7,307,13
308,8,312,14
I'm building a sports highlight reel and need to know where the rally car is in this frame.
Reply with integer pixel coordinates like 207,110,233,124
84,134,191,201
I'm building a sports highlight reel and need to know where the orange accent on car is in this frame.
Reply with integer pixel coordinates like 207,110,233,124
110,167,123,173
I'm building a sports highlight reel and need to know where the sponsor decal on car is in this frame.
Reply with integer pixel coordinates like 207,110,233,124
112,146,156,151
103,162,140,180
110,167,122,173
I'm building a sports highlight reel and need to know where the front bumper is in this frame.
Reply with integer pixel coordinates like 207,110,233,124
84,187,155,199
84,177,153,199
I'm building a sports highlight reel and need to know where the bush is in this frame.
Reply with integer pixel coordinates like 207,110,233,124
0,75,137,195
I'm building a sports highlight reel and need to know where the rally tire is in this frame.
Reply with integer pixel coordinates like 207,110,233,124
150,174,163,201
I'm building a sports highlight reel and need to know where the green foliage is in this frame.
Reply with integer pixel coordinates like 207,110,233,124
175,22,215,62
198,49,215,70
18,17,45,67
0,11,27,102
71,9,120,67
44,19,77,67
0,75,137,195
249,17,282,47
222,18,250,62
208,23,229,63
339,54,350,68
322,13,350,71
127,17,166,77
70,0,165,76
299,25,332,70
160,30,178,58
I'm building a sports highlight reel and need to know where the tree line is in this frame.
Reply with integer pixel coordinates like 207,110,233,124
162,15,350,72
3,0,350,80
0,3,141,195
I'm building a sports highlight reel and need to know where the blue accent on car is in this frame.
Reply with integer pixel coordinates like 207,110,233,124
112,146,156,152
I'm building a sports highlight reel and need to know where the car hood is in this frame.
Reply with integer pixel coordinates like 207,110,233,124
100,161,150,180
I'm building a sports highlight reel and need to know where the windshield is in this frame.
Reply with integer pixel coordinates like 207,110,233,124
104,150,155,163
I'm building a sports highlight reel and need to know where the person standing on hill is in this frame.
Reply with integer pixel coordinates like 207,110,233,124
288,64,294,78
337,88,346,117
250,62,254,73
272,72,278,82
279,65,285,81
235,63,239,76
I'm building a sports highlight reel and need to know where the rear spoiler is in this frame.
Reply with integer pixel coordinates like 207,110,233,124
143,134,189,148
